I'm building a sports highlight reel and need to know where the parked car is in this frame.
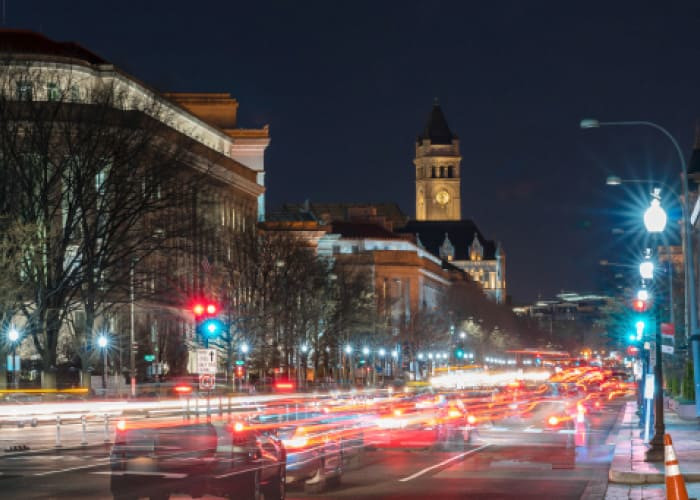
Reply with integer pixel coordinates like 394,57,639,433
110,418,286,500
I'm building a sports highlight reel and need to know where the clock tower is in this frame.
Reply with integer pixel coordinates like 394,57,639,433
414,101,461,221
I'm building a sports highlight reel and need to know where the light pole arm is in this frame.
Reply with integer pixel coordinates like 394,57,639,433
594,119,700,418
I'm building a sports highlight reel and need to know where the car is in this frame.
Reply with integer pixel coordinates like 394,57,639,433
110,418,286,500
248,410,343,493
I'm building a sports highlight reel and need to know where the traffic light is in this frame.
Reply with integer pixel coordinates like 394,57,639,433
632,298,649,312
200,317,224,338
454,347,465,359
235,365,246,378
192,299,224,346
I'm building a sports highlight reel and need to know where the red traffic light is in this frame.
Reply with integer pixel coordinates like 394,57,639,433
192,300,219,317
632,299,648,312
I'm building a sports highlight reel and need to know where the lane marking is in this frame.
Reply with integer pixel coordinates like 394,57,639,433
398,443,491,482
33,458,110,476
93,471,187,479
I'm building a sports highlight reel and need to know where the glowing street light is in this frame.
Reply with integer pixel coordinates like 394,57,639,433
240,342,249,354
345,345,353,354
7,326,20,389
378,348,386,357
362,346,370,356
97,334,109,392
643,196,667,233
640,261,654,280
637,289,649,301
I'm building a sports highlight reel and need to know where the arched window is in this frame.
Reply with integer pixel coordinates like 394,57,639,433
431,166,437,178
448,166,454,178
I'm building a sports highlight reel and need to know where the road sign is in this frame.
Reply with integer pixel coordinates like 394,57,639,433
644,374,655,400
649,343,656,367
199,374,215,391
196,349,217,374
661,323,675,340
662,344,674,355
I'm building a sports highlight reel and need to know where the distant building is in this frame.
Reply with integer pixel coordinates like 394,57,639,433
513,292,612,350
402,102,506,303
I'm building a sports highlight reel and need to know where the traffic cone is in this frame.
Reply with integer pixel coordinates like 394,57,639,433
664,434,689,500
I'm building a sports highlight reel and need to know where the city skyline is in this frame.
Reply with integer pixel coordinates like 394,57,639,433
7,0,698,302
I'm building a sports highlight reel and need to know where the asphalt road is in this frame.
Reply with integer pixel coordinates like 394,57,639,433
0,400,624,499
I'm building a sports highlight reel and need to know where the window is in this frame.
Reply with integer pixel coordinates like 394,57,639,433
448,166,454,178
70,85,80,102
16,81,33,101
47,83,60,101
431,166,437,178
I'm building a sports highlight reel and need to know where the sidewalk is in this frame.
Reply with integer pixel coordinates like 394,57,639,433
605,399,700,497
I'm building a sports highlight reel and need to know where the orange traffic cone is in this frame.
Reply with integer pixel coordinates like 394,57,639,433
664,434,689,500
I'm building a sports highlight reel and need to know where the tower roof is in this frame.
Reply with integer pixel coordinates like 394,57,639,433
418,100,457,145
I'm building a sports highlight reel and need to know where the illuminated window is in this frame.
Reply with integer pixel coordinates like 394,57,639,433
47,83,60,101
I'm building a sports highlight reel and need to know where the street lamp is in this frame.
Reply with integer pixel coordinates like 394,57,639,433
362,346,369,356
98,335,108,393
378,348,386,357
640,261,654,280
640,194,667,461
8,326,20,389
240,342,249,354
644,195,667,233
582,117,700,419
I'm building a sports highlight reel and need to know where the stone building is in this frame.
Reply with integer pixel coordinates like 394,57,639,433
0,30,265,388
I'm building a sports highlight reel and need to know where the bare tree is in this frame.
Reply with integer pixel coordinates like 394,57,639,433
0,63,198,387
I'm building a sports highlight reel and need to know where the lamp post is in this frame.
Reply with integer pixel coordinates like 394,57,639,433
98,335,108,393
582,118,700,418
8,327,19,389
642,194,667,461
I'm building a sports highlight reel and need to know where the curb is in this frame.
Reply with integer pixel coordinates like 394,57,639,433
609,469,700,485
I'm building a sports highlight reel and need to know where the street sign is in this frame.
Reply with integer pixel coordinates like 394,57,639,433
196,349,217,374
235,359,245,366
199,374,215,391
662,344,674,355
649,343,656,367
661,323,675,339
644,374,655,400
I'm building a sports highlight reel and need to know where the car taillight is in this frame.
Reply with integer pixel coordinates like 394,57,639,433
547,416,560,427
117,419,127,432
276,382,294,390
467,415,477,425
233,422,245,433
393,409,402,417
595,401,601,408
448,409,462,419
174,385,192,394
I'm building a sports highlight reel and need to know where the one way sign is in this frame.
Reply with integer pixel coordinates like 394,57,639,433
196,349,218,374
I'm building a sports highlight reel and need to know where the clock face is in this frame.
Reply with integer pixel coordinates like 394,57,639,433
435,190,450,205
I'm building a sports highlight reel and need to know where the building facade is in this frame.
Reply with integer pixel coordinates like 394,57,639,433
0,30,265,388
407,102,506,303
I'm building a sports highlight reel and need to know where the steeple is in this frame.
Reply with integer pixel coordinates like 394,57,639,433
418,99,457,145
439,232,455,261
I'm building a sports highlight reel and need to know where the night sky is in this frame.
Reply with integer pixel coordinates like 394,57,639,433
9,1,700,303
